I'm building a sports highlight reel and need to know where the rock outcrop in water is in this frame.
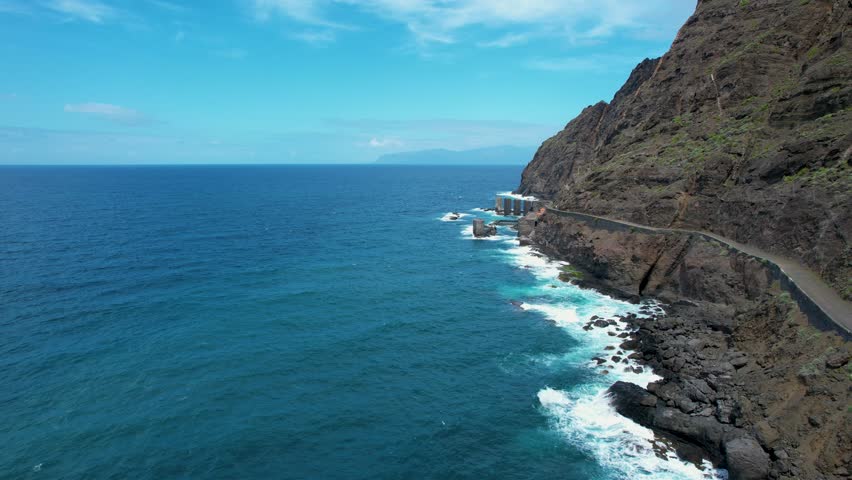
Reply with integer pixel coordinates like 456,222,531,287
516,0,852,478
472,218,497,238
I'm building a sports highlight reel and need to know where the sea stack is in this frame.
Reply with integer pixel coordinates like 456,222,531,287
472,218,496,238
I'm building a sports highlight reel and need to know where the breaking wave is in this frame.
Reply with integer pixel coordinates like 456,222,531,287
462,207,727,480
439,212,471,222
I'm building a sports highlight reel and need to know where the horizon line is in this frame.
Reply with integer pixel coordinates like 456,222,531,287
0,163,529,167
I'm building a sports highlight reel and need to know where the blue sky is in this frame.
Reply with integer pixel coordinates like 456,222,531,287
0,0,696,164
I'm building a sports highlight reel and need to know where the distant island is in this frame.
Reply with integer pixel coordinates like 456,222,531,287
375,146,535,165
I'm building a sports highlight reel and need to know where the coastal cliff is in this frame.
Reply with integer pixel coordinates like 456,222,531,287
525,212,849,479
516,0,851,478
519,0,851,298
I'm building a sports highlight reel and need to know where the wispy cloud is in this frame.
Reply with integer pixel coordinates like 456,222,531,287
146,0,189,13
213,47,248,59
523,54,640,73
0,126,399,164
477,32,529,48
64,103,154,126
248,0,696,46
329,117,557,152
0,0,195,31
0,120,550,164
46,0,115,23
289,29,336,46
251,0,351,29
0,126,258,164
329,117,554,133
366,137,403,148
1,0,172,26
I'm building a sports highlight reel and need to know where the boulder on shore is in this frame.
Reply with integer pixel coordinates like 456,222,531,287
724,437,770,480
608,381,743,465
608,381,657,424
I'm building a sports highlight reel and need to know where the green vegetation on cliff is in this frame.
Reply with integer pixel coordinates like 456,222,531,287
519,0,851,298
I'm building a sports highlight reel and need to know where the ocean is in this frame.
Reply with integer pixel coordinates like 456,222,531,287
0,166,723,479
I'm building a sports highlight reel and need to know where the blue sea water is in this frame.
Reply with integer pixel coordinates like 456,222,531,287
0,166,723,480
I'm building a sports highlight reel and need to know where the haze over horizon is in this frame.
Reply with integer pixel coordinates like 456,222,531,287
0,0,696,164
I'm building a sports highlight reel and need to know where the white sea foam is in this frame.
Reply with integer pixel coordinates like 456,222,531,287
489,215,726,479
504,244,566,280
460,225,514,241
520,300,661,386
439,212,471,222
503,242,661,385
469,208,514,222
520,302,579,326
538,388,723,480
497,191,538,201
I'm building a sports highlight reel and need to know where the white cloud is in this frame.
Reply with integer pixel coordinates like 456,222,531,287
248,0,697,45
367,137,403,148
0,126,255,164
0,121,550,164
331,118,558,152
1,0,187,24
523,54,635,72
251,0,351,29
46,0,115,23
252,0,314,22
64,103,153,126
289,29,335,45
477,32,529,48
146,0,190,13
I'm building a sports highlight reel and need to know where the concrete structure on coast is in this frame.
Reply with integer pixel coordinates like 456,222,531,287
495,194,541,216
472,218,497,238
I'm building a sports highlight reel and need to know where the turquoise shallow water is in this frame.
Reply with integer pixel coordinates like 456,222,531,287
0,166,722,479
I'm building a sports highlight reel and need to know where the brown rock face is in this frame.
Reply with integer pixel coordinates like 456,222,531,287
518,0,852,298
528,212,772,306
724,437,771,480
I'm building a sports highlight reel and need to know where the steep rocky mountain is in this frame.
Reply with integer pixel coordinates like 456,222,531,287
518,0,851,299
514,1,852,478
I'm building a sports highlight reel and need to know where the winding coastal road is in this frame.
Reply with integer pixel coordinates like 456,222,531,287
543,207,852,338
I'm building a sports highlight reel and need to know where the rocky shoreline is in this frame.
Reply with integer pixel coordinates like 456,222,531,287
517,211,850,480
498,0,851,476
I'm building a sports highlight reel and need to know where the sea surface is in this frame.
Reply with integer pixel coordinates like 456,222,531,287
0,166,724,480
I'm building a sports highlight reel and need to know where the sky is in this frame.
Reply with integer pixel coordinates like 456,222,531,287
0,0,696,164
